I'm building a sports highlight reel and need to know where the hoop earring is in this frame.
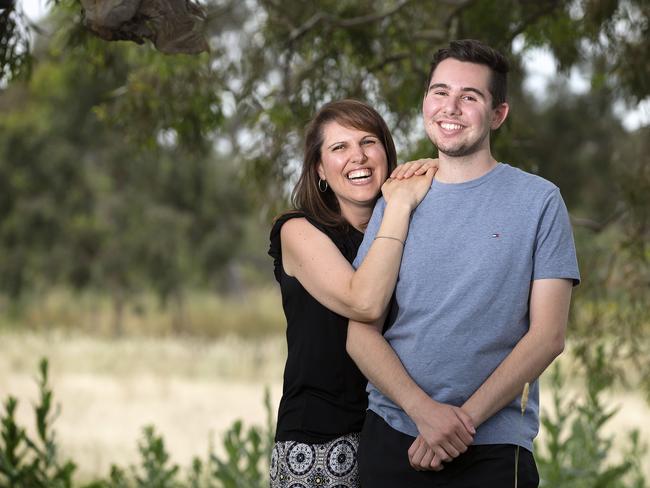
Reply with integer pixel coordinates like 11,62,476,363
318,179,328,192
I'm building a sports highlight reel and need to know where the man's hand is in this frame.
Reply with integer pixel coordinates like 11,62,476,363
347,321,474,471
408,435,437,471
408,400,475,471
408,435,440,471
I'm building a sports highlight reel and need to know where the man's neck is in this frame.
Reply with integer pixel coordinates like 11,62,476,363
434,149,498,184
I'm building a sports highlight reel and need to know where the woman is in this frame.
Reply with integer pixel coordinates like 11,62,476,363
268,99,435,487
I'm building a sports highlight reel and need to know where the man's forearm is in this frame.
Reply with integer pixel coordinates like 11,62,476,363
347,319,475,461
462,278,572,426
461,326,563,427
407,326,561,472
346,319,431,417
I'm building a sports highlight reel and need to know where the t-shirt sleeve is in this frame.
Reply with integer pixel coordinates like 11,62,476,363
533,188,580,285
353,197,387,269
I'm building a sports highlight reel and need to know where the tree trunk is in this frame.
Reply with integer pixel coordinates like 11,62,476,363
171,288,185,335
80,0,208,54
111,286,125,337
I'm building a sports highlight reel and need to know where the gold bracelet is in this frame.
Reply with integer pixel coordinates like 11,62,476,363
374,235,405,246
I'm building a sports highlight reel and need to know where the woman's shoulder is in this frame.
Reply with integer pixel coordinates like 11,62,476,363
271,211,306,236
269,211,332,261
272,211,334,239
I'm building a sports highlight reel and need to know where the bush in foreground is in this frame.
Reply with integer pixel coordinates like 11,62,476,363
0,359,273,488
0,358,647,487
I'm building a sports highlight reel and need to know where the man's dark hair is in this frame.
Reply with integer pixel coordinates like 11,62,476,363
425,39,509,107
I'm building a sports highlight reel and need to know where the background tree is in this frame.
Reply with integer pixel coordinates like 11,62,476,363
1,0,32,82
0,5,250,333
0,0,648,382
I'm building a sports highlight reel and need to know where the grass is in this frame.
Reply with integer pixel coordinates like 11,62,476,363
0,286,288,482
0,329,287,382
0,330,286,482
2,330,649,483
514,382,529,488
1,287,649,483
1,359,276,487
0,287,286,338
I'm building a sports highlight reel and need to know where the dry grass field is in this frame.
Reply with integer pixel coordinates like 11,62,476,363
0,331,285,481
1,330,649,482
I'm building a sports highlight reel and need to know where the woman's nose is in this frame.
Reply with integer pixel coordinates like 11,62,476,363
350,143,368,163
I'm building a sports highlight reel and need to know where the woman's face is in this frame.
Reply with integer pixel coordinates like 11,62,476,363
317,121,388,215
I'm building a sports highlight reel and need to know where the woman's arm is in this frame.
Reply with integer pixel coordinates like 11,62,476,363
281,161,435,321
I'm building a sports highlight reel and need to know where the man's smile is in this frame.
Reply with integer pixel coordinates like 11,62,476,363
437,121,465,132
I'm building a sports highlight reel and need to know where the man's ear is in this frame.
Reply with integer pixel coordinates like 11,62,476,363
491,102,509,130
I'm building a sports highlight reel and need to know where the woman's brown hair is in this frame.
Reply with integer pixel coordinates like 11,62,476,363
290,99,397,230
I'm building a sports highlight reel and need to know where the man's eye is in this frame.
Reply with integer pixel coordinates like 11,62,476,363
462,95,477,101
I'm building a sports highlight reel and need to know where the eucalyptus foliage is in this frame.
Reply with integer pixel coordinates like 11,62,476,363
0,0,648,380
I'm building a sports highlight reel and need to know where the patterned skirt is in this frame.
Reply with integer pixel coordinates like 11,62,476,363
270,432,360,488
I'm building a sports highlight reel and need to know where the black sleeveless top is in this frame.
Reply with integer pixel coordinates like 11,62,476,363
269,212,368,443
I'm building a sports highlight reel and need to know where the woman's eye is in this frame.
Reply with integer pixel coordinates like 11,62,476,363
362,139,376,145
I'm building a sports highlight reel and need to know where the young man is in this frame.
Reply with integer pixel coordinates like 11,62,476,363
347,39,580,487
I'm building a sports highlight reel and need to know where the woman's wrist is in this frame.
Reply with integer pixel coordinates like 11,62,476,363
384,198,415,215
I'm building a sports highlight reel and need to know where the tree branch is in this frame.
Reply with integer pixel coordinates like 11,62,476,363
288,0,415,44
444,0,478,33
288,12,325,44
337,0,414,27
412,28,448,41
504,0,566,46
570,205,627,233
367,52,410,72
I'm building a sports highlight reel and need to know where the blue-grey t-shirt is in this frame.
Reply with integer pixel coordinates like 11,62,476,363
353,163,580,451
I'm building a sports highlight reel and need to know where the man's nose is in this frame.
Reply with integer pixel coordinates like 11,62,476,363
443,95,461,115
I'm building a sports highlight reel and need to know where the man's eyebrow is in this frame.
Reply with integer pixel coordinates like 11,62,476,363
428,83,449,91
428,83,487,100
461,87,486,100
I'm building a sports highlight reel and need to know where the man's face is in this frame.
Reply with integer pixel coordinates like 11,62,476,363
422,58,508,158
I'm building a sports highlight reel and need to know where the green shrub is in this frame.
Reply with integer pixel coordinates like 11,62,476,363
1,359,274,487
0,358,76,488
3,357,648,487
103,426,182,488
209,389,274,488
536,347,648,487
